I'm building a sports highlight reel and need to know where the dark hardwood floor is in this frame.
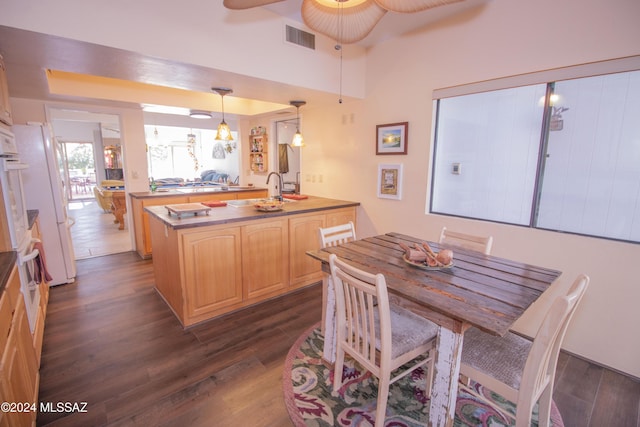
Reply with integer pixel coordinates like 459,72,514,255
37,252,640,426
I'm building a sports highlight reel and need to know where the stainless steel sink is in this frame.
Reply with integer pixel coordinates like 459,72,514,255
226,198,295,207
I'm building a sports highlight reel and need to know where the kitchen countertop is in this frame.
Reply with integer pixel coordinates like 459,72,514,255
130,186,268,199
145,195,359,230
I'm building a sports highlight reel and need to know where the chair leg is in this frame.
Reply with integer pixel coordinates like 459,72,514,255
321,276,328,335
375,377,390,427
333,348,345,392
425,356,435,398
537,384,553,427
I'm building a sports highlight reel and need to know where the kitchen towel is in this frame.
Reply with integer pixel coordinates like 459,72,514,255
33,241,53,283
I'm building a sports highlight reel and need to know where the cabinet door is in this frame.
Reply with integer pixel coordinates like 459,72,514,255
0,299,37,426
289,213,326,289
182,227,243,321
242,219,288,300
325,207,356,229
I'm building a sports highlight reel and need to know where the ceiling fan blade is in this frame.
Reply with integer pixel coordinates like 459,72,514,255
373,0,464,13
223,0,285,10
302,0,386,44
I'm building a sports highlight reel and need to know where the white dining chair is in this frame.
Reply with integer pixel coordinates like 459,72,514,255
439,226,493,255
459,274,590,427
318,222,356,338
329,254,438,427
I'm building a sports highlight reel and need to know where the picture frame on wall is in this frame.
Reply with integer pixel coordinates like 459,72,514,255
377,163,403,200
376,122,408,155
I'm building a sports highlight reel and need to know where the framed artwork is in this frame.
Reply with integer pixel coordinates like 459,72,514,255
377,163,403,200
376,122,408,155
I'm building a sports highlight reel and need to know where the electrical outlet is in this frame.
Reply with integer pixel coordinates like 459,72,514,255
318,174,323,183
312,174,316,183
306,174,311,182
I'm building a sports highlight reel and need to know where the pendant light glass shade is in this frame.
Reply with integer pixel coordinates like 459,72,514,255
212,87,234,142
290,100,306,148
292,131,305,148
216,120,233,141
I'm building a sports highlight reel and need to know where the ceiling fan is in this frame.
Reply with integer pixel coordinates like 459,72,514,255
223,0,464,44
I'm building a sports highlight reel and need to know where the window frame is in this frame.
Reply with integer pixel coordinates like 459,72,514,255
429,56,640,244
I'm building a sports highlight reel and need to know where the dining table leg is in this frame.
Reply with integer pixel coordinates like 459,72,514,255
428,326,464,427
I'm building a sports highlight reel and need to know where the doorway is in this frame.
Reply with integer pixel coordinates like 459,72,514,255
47,108,132,259
274,118,301,194
58,141,96,201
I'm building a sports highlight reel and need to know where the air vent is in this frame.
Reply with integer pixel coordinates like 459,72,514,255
286,25,315,50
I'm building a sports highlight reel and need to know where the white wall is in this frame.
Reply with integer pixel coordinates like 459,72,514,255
302,0,640,377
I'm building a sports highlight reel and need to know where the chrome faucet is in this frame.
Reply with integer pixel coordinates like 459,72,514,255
266,172,283,201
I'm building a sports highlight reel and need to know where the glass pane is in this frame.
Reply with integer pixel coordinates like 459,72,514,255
537,71,640,241
432,85,546,225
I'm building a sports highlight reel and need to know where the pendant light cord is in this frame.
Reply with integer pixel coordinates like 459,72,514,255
337,1,344,104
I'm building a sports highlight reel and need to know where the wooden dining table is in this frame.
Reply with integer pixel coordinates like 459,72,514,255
306,232,562,427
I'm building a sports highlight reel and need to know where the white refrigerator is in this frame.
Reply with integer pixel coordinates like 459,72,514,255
13,123,76,286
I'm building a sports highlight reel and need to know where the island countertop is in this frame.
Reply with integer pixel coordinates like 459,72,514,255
145,196,359,230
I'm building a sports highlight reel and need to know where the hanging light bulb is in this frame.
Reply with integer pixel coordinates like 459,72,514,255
212,87,235,150
290,100,306,147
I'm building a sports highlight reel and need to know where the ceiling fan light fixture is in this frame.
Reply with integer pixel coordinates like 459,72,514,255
212,87,234,142
301,0,386,44
290,100,306,148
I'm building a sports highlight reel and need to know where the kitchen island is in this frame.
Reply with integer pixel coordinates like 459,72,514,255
130,186,268,258
145,196,359,327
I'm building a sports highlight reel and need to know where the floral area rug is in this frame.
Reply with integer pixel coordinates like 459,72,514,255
283,324,564,427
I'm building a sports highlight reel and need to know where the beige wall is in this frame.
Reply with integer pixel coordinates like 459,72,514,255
301,0,640,377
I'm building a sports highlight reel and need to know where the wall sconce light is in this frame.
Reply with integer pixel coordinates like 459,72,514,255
290,100,306,147
212,87,236,153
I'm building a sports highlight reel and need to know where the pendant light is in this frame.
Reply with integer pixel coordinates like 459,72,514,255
212,87,234,144
290,100,306,147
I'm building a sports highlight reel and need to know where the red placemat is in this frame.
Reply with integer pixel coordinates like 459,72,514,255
201,201,227,207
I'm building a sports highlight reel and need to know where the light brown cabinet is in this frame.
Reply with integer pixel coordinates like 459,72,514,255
0,264,38,427
131,194,189,258
31,218,48,365
0,55,13,127
242,219,289,300
289,213,326,290
182,227,244,320
288,207,357,290
149,205,356,327
131,189,268,259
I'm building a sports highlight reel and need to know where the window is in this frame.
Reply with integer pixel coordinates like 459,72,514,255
431,65,640,243
145,125,240,183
